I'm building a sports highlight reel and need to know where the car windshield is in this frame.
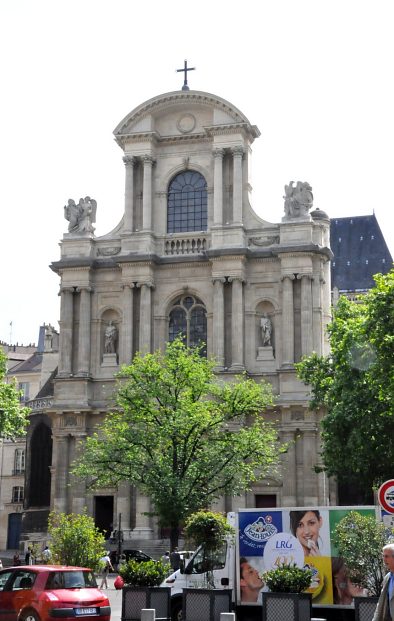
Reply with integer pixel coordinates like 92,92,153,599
46,571,97,589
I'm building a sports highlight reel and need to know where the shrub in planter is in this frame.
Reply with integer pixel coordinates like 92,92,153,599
264,563,312,593
119,559,168,587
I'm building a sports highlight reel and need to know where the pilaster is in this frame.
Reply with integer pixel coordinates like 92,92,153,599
123,155,135,233
232,146,244,224
281,275,295,366
142,155,155,231
229,276,244,371
121,283,134,365
77,286,92,376
58,287,74,376
212,277,225,370
213,148,224,226
299,274,313,356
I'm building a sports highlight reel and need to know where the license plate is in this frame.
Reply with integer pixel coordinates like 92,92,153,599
75,607,97,615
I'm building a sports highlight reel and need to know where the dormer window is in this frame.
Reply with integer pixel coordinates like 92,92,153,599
167,171,207,233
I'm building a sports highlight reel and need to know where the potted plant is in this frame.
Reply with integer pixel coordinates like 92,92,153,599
262,563,313,621
119,559,171,621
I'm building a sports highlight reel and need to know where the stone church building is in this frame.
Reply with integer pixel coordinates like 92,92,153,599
22,87,333,546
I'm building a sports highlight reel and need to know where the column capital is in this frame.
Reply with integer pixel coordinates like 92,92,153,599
142,154,156,166
228,276,245,283
75,286,93,293
136,281,155,289
123,155,136,167
212,277,226,285
281,274,296,282
297,273,313,281
121,282,135,290
212,148,225,159
59,286,75,295
231,146,245,158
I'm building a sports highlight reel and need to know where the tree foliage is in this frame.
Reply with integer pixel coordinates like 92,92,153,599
296,269,394,493
184,510,234,551
0,348,30,439
48,511,106,572
74,338,283,546
332,511,394,596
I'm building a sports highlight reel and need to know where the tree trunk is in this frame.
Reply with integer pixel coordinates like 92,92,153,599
170,524,179,549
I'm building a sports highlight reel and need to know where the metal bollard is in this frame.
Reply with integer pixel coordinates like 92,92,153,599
141,609,155,621
220,614,236,621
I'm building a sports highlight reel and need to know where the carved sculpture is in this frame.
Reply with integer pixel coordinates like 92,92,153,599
260,313,272,347
283,181,313,218
104,320,117,354
64,196,97,234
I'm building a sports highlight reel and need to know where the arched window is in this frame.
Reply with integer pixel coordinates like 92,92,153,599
168,295,207,354
167,171,207,233
14,449,25,475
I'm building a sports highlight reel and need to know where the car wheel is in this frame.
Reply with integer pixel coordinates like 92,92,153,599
20,611,41,621
171,599,183,621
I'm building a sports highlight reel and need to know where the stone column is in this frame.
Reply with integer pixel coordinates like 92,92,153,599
132,492,153,539
281,275,295,366
142,155,154,231
312,273,323,355
281,429,297,506
212,278,225,370
213,148,224,226
53,435,69,513
121,283,134,365
77,287,92,376
232,146,244,224
58,287,74,376
123,155,135,233
139,282,153,354
303,429,318,505
300,274,313,356
229,277,244,370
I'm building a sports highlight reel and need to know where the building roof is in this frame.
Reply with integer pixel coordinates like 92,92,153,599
10,352,43,374
330,214,393,292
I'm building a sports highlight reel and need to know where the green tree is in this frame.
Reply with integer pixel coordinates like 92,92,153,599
48,511,106,571
0,348,30,438
296,269,394,496
332,511,394,596
74,338,283,547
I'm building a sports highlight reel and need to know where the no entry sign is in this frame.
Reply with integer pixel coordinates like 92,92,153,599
378,480,394,514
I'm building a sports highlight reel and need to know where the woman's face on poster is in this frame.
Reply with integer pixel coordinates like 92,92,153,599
295,511,322,551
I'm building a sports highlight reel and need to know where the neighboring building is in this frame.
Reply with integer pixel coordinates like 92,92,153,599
0,326,58,549
331,214,393,303
21,86,333,549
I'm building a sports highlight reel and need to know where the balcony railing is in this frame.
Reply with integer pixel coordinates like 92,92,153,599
164,234,209,256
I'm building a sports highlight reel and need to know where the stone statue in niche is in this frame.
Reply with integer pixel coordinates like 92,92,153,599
283,181,313,219
64,196,97,233
260,314,272,347
104,321,117,354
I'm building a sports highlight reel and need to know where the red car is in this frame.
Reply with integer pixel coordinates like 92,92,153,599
0,565,111,621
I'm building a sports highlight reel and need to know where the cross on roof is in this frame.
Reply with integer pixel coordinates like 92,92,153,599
176,59,195,91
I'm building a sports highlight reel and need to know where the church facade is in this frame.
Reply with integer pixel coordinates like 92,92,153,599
22,88,333,545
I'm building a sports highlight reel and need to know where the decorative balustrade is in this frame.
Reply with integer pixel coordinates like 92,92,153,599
164,235,209,256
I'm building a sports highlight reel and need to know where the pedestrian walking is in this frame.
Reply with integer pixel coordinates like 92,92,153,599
99,552,114,589
372,543,394,621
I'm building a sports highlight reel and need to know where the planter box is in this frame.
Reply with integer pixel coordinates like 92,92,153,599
262,592,312,621
182,587,232,621
354,596,379,621
122,586,171,621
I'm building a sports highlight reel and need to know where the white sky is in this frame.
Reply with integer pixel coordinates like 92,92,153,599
1,0,393,346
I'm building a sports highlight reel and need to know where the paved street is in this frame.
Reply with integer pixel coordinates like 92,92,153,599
103,575,123,620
